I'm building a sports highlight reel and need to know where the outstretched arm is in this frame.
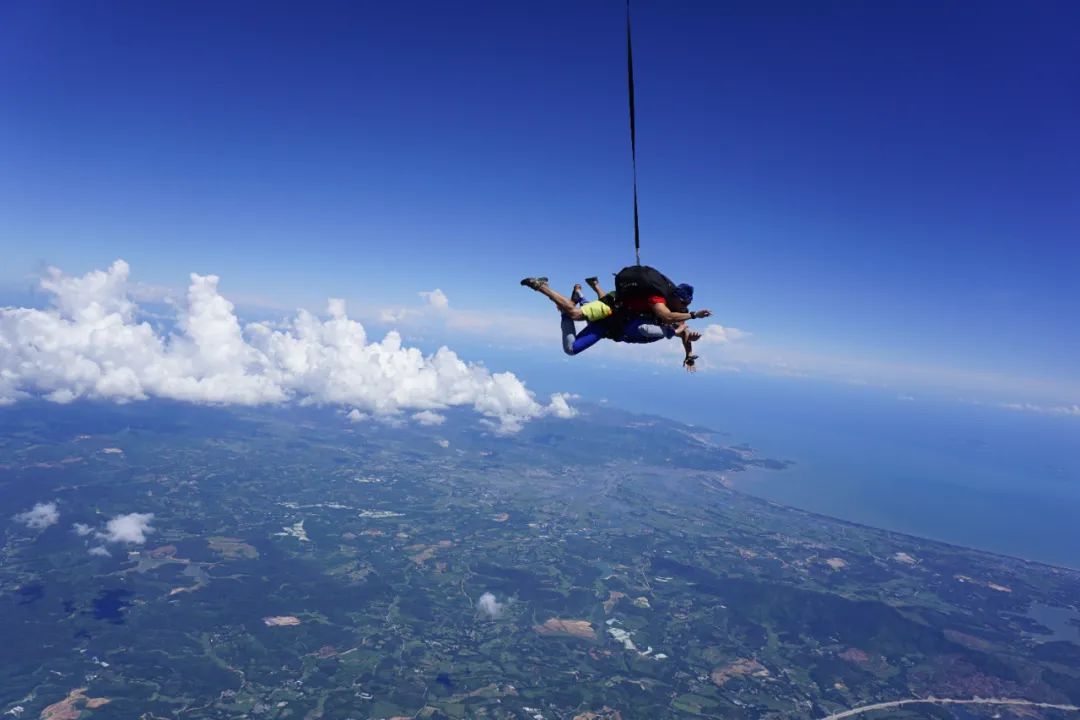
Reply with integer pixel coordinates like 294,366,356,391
674,323,700,372
652,303,712,325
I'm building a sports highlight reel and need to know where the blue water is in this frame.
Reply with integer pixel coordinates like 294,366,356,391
483,347,1080,568
1026,603,1080,642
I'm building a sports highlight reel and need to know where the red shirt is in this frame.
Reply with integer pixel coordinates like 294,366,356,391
624,295,666,313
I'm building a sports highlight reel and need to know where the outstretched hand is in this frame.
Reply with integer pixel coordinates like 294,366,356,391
693,309,713,319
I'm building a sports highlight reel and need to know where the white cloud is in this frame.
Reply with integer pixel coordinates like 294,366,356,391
88,546,111,557
435,438,450,448
376,288,552,345
375,288,448,325
412,410,446,426
378,307,418,324
13,502,59,530
477,591,503,618
129,281,177,304
700,324,747,344
546,392,577,419
419,289,449,311
72,522,94,536
97,512,155,544
0,261,572,432
1001,402,1080,417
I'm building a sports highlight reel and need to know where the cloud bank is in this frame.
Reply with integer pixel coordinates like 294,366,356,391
477,591,503,618
13,502,60,530
0,261,574,432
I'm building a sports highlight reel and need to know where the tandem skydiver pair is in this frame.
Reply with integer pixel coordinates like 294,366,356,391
521,265,712,371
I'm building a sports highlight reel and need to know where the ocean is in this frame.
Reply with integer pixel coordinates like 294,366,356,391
497,350,1080,569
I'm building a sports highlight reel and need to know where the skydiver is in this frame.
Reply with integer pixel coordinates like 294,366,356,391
520,277,703,370
582,276,702,370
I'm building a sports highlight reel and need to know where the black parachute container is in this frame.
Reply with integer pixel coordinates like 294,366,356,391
614,265,679,303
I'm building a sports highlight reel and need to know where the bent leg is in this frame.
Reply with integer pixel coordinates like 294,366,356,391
561,315,578,355
571,284,585,306
571,322,608,355
561,316,607,356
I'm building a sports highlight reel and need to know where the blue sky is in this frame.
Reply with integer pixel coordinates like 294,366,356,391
2,1,1078,408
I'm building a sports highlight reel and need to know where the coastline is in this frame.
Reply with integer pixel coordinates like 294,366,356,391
719,465,1080,574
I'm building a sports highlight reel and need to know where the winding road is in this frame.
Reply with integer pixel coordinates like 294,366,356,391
819,696,1080,719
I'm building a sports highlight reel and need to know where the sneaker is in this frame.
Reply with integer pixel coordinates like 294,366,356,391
585,276,599,285
520,276,549,290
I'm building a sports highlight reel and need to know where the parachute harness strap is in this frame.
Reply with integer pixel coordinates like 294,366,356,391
626,0,641,266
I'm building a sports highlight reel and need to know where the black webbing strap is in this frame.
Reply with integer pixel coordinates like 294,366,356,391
626,0,641,265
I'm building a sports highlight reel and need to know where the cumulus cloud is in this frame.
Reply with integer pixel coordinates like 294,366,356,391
13,502,59,530
419,289,449,311
546,392,577,419
477,591,503,618
72,522,94,536
412,410,446,426
97,512,155,544
88,546,111,557
0,261,572,432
